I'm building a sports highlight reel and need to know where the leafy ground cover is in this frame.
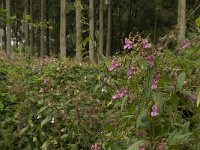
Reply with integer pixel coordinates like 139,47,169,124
0,41,200,149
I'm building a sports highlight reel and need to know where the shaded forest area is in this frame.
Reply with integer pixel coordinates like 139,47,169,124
0,0,199,61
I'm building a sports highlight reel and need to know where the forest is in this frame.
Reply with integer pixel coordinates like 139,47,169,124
0,0,200,149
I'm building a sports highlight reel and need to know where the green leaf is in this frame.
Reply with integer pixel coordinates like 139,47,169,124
41,116,50,127
177,72,186,92
127,140,144,150
0,101,4,110
19,127,28,136
28,119,33,127
121,95,128,111
71,144,78,150
197,89,200,107
42,141,48,150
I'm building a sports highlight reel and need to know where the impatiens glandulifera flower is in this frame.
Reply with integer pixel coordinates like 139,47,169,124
143,39,151,49
151,104,159,117
108,61,121,72
112,87,128,100
91,143,101,150
137,130,145,137
124,38,133,49
189,94,197,102
127,66,137,79
138,146,146,150
146,55,154,67
181,39,191,49
151,73,160,90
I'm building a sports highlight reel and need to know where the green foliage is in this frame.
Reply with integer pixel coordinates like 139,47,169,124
0,42,199,149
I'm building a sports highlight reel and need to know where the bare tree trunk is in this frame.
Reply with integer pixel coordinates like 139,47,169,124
99,0,104,56
89,0,95,63
40,0,47,57
177,0,186,44
75,0,82,62
106,0,112,57
30,0,34,56
60,0,66,58
46,0,49,56
24,0,29,53
6,0,11,56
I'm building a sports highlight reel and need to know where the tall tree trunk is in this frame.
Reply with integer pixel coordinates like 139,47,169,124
99,0,104,56
6,0,11,56
106,0,112,57
46,0,49,56
24,0,29,53
75,0,82,62
40,0,47,57
177,0,186,44
60,0,66,58
30,0,34,56
89,0,95,63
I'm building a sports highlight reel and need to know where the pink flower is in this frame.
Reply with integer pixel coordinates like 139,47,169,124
112,87,128,100
108,61,121,72
127,66,137,79
151,104,159,117
146,55,154,67
91,143,101,150
137,130,145,137
151,79,158,90
124,38,133,49
143,39,151,49
138,146,146,150
181,39,191,49
189,94,197,102
157,142,166,150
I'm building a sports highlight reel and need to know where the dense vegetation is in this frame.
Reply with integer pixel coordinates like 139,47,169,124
0,37,200,149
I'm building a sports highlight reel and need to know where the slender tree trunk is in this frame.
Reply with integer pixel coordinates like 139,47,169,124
24,0,29,53
106,0,112,57
40,0,47,57
30,0,34,56
89,0,95,63
46,0,49,56
75,0,82,62
99,0,104,56
60,0,66,58
177,0,186,44
6,0,11,56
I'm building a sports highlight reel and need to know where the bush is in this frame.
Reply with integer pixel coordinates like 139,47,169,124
0,37,199,149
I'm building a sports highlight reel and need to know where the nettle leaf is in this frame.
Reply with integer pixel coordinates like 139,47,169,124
42,141,48,150
0,101,4,110
177,72,186,92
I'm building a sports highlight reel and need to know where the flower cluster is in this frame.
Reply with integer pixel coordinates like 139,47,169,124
151,73,160,90
112,87,128,100
127,66,138,79
124,35,151,50
151,104,159,117
108,61,121,72
181,39,191,49
91,143,101,150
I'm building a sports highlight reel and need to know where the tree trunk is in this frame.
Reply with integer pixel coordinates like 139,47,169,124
106,0,112,57
60,0,66,58
24,0,29,53
40,0,47,57
6,0,11,56
46,0,50,56
75,0,82,62
99,0,104,56
30,0,34,56
89,0,95,63
177,0,186,44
